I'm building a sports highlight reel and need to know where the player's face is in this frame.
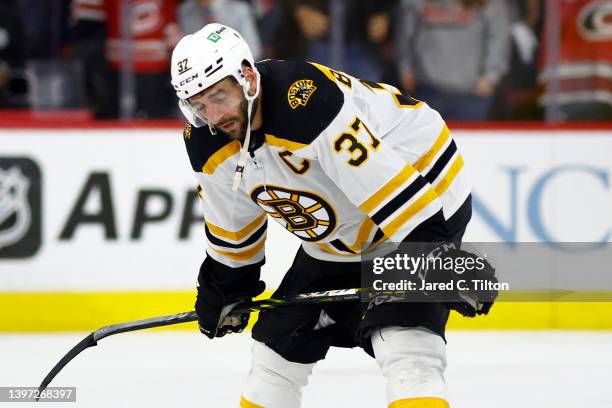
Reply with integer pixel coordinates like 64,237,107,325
187,77,248,140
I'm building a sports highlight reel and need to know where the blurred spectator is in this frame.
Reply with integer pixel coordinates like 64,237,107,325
16,0,71,59
0,0,27,108
71,0,181,119
69,0,114,117
274,0,396,82
178,0,262,60
396,0,511,120
491,0,543,120
253,0,283,59
538,0,612,121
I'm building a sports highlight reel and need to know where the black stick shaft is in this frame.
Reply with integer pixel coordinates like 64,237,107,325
37,287,370,397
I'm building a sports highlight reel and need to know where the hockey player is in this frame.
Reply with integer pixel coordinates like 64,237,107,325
171,24,494,408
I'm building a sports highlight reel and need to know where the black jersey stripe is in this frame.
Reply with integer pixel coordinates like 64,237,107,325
205,221,267,249
371,176,429,225
372,227,385,243
329,239,357,254
424,140,457,185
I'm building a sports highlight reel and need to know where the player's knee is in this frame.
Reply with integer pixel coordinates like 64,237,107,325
242,341,315,408
250,341,314,387
372,326,448,404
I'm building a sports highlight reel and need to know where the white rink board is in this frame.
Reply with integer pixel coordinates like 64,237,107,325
457,130,612,243
1,128,611,291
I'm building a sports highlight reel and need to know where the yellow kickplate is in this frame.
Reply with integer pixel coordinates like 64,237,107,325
0,291,271,332
447,301,612,330
1,290,612,331
389,397,449,408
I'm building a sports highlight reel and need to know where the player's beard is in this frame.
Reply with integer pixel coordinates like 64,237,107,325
217,98,258,141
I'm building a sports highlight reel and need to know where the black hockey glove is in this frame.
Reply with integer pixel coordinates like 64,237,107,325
419,244,497,317
195,258,266,339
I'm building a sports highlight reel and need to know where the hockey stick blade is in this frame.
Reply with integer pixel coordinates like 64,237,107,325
36,333,97,401
36,311,199,399
36,288,369,396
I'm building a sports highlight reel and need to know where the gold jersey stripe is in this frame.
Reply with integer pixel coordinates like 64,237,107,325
345,216,377,252
308,61,337,83
202,140,241,175
382,188,438,239
359,164,416,214
389,397,450,408
240,396,265,408
413,125,451,173
317,242,356,257
366,235,389,252
434,155,464,197
206,213,266,242
316,217,383,256
209,236,266,261
264,133,308,152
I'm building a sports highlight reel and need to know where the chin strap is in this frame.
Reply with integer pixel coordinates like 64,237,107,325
232,70,260,192
208,122,217,135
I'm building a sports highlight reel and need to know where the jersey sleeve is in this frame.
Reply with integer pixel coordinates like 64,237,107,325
195,172,267,268
183,123,267,269
312,97,446,243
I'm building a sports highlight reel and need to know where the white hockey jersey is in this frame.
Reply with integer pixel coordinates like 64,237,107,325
182,60,471,268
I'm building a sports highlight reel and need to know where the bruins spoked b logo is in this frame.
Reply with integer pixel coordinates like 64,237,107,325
250,185,336,241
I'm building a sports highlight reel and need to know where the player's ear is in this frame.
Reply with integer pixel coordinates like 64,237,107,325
242,63,257,95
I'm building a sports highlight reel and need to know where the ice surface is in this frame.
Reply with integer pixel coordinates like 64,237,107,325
1,331,611,407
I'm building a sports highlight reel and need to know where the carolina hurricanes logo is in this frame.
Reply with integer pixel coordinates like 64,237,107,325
131,0,163,35
250,185,336,241
578,1,612,41
0,166,32,249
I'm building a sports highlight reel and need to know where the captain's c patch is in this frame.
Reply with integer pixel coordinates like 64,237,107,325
288,79,317,109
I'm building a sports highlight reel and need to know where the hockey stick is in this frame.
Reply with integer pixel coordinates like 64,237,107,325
36,287,372,398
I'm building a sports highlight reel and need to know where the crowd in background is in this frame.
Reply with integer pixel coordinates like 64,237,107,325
0,0,610,121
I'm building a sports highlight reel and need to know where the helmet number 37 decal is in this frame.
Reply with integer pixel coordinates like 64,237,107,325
250,185,336,241
177,59,190,74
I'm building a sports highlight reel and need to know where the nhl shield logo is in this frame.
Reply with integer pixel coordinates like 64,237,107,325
288,79,317,109
0,158,42,258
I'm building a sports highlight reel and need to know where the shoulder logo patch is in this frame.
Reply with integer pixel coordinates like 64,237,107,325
184,123,192,140
288,79,317,109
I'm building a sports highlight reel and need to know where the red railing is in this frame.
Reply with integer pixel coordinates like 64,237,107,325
0,110,610,130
